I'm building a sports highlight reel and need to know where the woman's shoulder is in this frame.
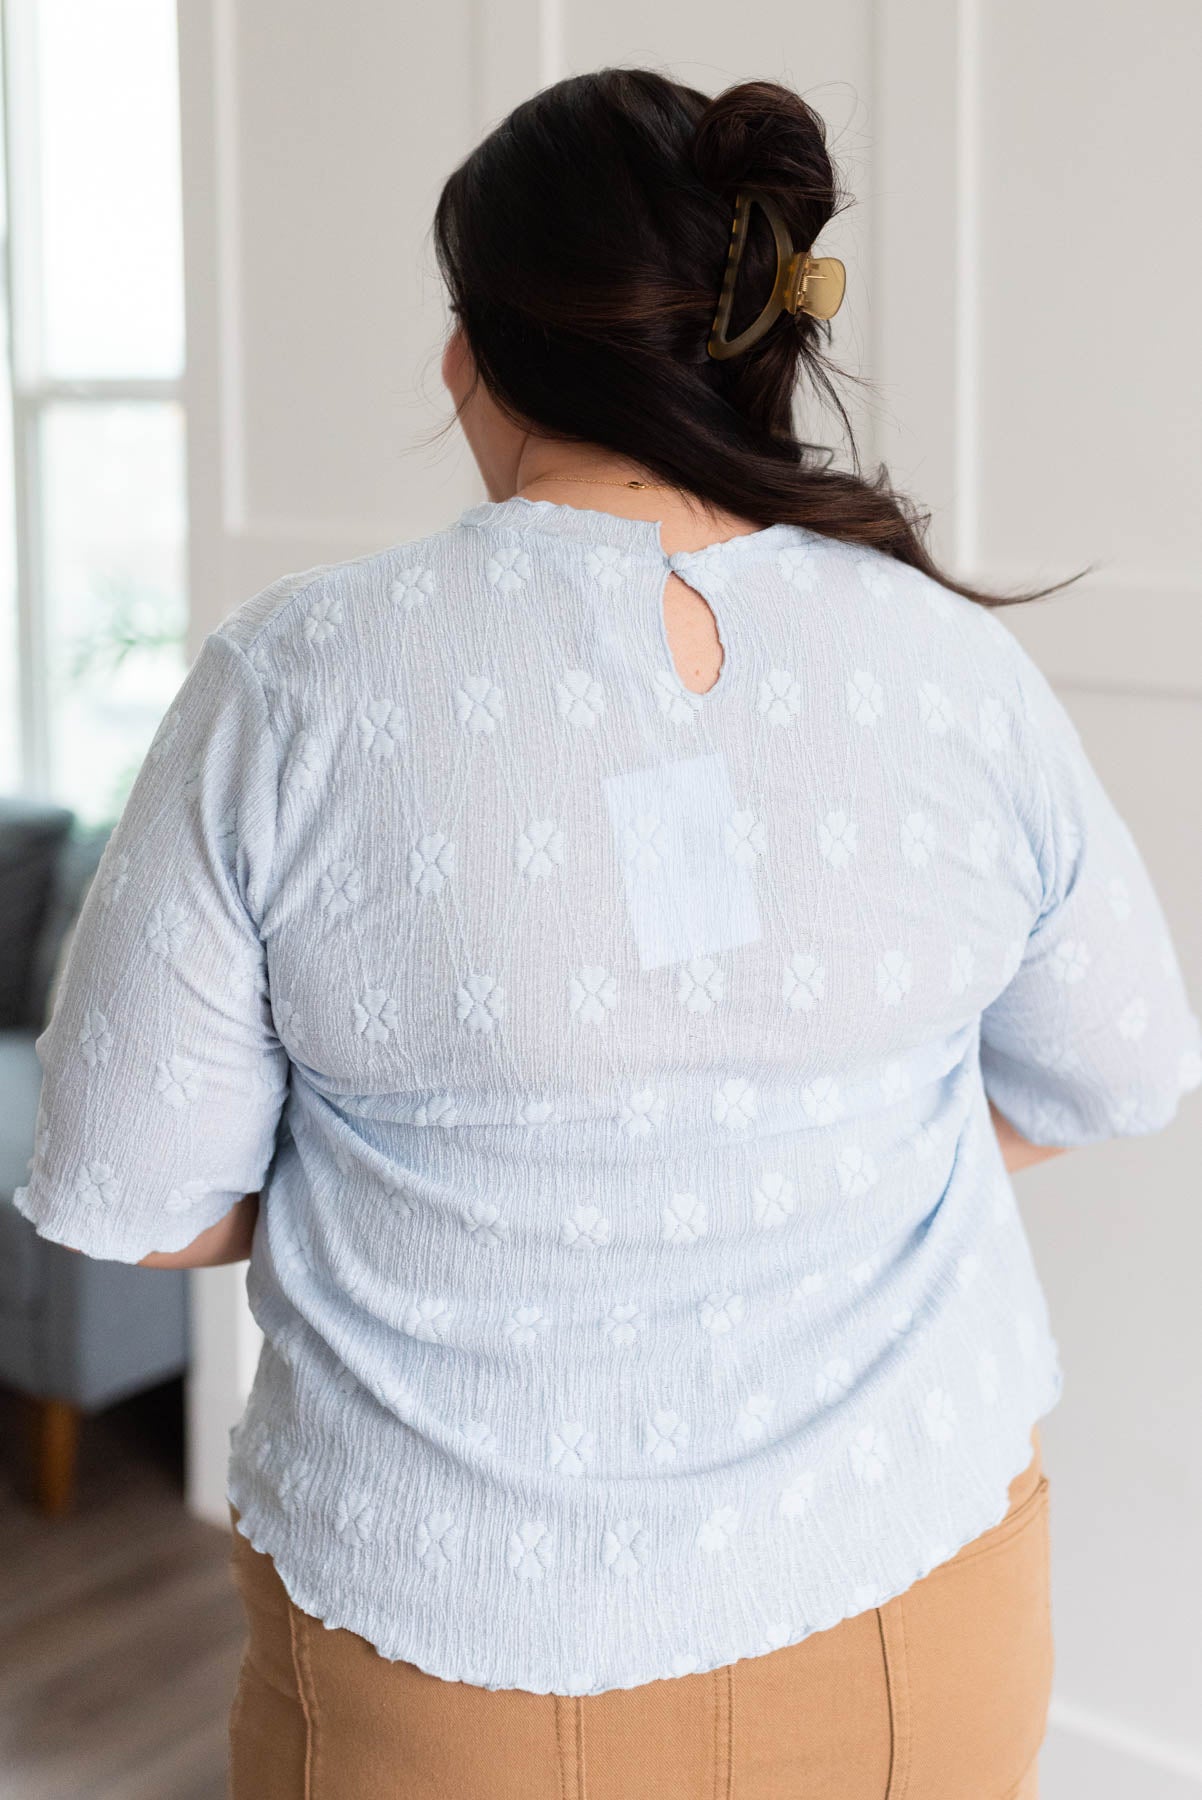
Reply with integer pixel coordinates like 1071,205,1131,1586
212,516,476,666
806,536,1030,683
828,537,1010,634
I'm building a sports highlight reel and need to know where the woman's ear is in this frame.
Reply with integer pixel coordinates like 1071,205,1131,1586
441,322,473,406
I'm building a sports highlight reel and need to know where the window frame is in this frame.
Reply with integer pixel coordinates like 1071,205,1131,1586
0,0,186,801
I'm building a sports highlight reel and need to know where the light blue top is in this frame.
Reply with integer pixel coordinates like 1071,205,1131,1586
15,495,1201,1694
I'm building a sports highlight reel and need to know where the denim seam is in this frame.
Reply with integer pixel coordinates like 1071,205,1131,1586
576,1696,586,1800
554,1693,585,1800
710,1663,734,1800
879,1600,912,1800
286,1602,317,1800
722,1661,734,1800
554,1695,568,1800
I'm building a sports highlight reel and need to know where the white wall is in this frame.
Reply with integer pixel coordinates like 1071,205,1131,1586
881,8,1202,1789
177,3,1201,1787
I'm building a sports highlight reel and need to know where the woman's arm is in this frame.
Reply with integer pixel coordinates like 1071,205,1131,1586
990,1103,1067,1174
65,1191,262,1268
13,631,290,1266
136,1191,261,1268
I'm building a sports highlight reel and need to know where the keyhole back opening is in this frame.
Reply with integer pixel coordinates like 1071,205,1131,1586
662,571,726,697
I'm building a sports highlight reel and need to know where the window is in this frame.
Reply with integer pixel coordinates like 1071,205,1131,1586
0,0,187,824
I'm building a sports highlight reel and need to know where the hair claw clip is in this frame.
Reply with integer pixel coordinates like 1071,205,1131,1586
707,188,846,361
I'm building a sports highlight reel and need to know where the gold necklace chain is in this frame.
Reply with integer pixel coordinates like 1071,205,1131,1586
520,472,669,491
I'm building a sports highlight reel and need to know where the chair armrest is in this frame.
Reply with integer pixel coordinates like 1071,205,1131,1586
35,1240,190,1411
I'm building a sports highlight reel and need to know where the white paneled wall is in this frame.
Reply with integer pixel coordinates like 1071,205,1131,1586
871,7,1202,1788
177,3,1201,1787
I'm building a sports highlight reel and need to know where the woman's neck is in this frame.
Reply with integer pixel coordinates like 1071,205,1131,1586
508,438,763,555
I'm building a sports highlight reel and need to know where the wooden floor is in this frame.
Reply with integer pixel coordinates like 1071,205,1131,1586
0,1379,244,1800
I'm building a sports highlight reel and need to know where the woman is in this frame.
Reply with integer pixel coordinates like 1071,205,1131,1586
15,69,1199,1800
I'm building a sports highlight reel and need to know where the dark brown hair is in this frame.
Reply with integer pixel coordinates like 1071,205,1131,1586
434,70,1076,608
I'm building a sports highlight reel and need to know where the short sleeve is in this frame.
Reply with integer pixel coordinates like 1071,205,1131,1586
980,650,1202,1146
12,630,290,1262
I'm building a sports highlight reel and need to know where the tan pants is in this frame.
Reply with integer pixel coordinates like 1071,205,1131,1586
228,1428,1050,1798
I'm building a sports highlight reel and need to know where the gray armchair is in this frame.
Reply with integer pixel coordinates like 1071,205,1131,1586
0,798,190,1513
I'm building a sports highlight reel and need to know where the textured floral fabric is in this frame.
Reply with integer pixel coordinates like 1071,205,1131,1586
14,494,1201,1695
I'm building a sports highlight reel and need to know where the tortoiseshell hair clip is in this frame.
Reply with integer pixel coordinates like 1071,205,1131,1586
707,188,846,361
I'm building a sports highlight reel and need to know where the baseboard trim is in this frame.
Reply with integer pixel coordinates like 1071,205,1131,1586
1049,1697,1202,1786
